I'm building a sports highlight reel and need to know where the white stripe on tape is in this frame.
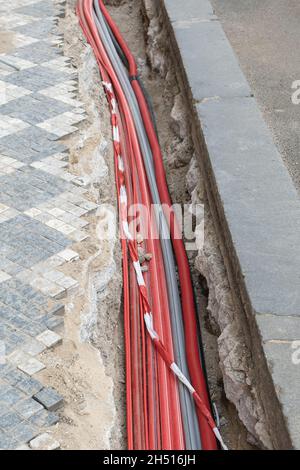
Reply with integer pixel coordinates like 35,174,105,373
144,313,158,340
118,155,125,172
213,427,228,450
119,185,127,205
102,81,112,93
111,98,117,114
170,362,195,394
122,220,133,240
113,126,120,142
133,260,145,286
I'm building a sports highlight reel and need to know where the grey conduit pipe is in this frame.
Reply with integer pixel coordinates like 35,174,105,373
93,1,201,449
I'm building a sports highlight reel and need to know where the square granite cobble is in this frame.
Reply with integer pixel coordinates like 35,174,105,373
0,411,23,431
10,41,62,65
34,387,63,411
0,383,26,406
0,126,67,163
28,408,59,428
15,0,57,18
2,66,71,93
13,398,44,419
0,93,73,126
13,18,54,39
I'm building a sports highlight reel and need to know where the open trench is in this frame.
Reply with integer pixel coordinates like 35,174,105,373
104,0,256,450
46,0,262,450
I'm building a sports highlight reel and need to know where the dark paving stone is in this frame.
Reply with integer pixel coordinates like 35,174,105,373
14,0,57,18
0,126,66,163
13,19,54,39
13,398,44,419
0,429,19,449
172,20,251,100
2,66,71,93
28,408,59,428
0,411,22,431
165,0,216,22
34,387,63,411
0,93,72,125
44,315,64,331
0,168,68,211
10,421,39,445
10,41,61,65
196,97,300,315
0,216,70,268
0,384,26,406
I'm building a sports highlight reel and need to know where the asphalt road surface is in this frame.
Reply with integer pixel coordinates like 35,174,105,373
210,0,300,192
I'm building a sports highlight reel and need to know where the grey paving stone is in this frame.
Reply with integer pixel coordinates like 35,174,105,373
22,320,47,337
0,218,70,269
0,93,73,125
29,432,60,450
172,20,251,100
165,0,216,22
263,342,300,449
0,0,84,449
14,376,43,396
3,367,43,395
28,408,59,428
49,303,65,316
196,97,300,316
0,429,19,450
0,383,26,406
2,368,28,386
2,66,71,92
13,398,44,419
34,387,63,411
15,0,56,18
0,126,66,163
44,314,64,331
21,338,46,356
0,363,14,376
256,315,300,342
11,349,45,376
13,19,54,39
0,411,22,431
1,261,23,276
0,168,69,211
0,405,7,418
11,421,39,445
10,41,61,65
3,314,35,336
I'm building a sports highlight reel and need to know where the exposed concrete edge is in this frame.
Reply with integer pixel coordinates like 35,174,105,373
159,0,300,449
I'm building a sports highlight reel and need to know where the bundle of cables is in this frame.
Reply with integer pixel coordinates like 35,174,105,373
77,0,227,451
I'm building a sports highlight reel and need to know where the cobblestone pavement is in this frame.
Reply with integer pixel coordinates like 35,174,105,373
0,0,98,449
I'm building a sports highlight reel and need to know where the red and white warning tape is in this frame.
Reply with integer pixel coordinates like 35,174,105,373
103,81,228,451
